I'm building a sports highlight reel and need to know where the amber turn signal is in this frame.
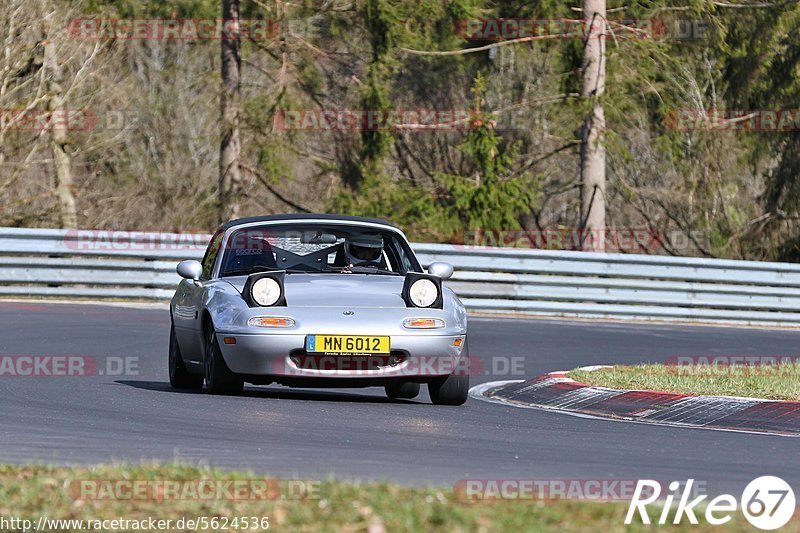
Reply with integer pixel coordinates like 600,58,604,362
247,316,296,328
402,318,445,329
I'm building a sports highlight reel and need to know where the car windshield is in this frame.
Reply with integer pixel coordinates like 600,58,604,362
218,223,420,277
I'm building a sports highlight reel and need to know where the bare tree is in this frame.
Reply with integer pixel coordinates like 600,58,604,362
219,0,243,222
579,0,606,251
43,18,77,229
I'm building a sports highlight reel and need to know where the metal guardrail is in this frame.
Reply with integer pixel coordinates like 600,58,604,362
2,227,800,326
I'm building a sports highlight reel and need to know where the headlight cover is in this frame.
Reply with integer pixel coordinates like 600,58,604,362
252,277,281,306
242,271,287,308
401,273,444,309
409,279,438,308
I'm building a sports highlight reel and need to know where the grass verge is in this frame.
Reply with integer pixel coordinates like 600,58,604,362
0,463,765,532
568,362,800,401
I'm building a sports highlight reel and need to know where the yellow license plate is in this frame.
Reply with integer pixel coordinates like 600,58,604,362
306,335,390,355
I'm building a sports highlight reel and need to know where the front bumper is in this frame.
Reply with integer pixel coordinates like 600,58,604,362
217,332,467,379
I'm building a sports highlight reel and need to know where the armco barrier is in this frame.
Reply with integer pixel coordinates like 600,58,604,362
2,227,800,326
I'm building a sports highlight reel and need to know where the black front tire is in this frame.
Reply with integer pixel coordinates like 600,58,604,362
204,322,244,395
429,340,470,405
428,373,469,405
169,325,203,390
385,381,420,400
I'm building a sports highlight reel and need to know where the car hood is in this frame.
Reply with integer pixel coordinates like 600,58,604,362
223,273,409,308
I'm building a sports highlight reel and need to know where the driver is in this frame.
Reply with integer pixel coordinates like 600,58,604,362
343,234,384,267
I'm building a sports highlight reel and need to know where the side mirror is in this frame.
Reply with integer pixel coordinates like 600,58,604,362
177,260,203,280
427,262,454,280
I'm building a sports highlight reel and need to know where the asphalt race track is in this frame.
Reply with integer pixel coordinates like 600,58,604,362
1,301,798,497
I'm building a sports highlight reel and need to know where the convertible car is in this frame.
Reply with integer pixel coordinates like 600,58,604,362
169,214,469,405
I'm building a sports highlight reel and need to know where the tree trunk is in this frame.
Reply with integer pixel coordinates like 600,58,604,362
44,32,78,229
579,0,606,252
219,0,243,222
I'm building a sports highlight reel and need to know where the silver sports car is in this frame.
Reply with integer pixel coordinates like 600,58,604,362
169,214,469,405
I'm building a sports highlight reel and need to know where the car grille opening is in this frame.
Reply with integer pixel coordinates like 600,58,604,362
288,350,408,371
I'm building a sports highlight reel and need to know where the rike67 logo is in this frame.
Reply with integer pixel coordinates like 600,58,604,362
626,476,796,530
